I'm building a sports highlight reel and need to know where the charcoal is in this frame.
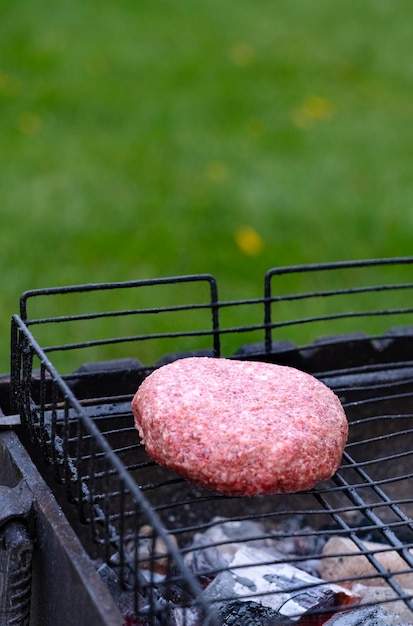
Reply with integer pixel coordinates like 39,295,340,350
323,604,413,625
113,524,178,575
204,546,356,621
158,564,196,606
97,562,146,616
184,517,285,578
351,583,413,624
320,536,413,589
155,350,215,367
219,599,291,625
122,613,150,626
184,516,327,586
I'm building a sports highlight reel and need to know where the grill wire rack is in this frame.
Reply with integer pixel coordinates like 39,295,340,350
9,257,413,625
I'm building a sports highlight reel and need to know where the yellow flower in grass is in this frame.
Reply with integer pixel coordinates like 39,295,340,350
235,227,264,256
0,72,22,97
18,112,42,135
205,161,229,183
291,95,333,129
230,43,255,68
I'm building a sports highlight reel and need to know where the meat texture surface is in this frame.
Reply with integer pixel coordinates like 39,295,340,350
132,357,348,496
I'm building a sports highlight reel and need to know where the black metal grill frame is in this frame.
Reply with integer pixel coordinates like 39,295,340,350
9,257,413,624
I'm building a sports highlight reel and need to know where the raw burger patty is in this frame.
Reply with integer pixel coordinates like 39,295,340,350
132,357,348,496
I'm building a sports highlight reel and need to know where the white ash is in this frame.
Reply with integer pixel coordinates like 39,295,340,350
99,517,413,625
97,562,148,616
183,518,413,624
350,583,413,625
110,524,177,576
323,603,412,625
184,516,324,577
184,517,286,576
204,545,356,621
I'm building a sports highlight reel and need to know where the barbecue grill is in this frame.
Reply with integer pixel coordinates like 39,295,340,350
1,257,413,625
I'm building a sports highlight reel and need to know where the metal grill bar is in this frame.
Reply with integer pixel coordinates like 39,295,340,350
264,256,413,351
314,489,413,604
9,258,413,624
19,274,219,316
11,315,219,625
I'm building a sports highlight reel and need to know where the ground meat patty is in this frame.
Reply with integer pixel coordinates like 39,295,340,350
132,357,348,496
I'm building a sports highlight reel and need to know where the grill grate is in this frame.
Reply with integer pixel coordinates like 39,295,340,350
9,258,413,624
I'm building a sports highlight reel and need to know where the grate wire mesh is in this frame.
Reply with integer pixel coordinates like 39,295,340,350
9,258,413,624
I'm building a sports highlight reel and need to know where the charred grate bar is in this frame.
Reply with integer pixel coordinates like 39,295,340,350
8,257,413,624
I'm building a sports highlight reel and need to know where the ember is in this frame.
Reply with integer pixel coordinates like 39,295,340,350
98,516,413,625
178,518,413,625
204,546,355,621
184,518,357,625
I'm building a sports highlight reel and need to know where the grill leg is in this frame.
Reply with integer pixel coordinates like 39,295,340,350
0,521,34,626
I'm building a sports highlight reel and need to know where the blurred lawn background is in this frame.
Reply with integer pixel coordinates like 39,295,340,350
2,0,413,372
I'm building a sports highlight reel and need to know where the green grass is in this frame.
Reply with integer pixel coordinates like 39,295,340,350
2,0,413,373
